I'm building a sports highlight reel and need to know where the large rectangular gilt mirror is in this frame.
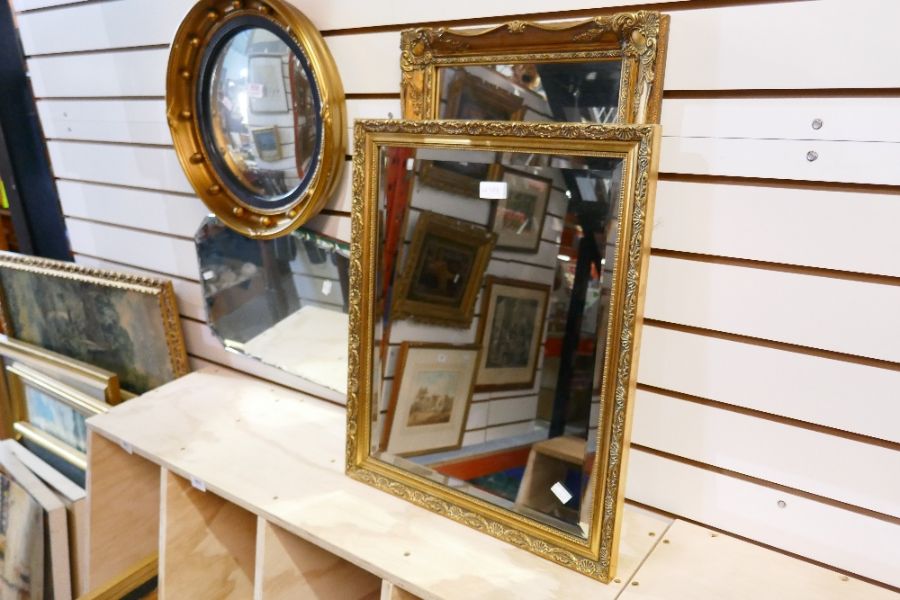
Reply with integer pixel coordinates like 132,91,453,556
347,120,659,581
400,11,669,125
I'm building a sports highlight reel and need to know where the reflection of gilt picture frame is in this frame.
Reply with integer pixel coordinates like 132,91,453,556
443,69,526,121
6,362,109,471
0,252,189,394
489,167,552,253
251,126,281,162
248,54,289,114
476,277,550,391
381,343,479,456
418,159,498,199
393,211,496,328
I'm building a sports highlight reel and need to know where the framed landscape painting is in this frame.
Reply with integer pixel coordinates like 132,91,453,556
380,343,479,456
0,252,189,394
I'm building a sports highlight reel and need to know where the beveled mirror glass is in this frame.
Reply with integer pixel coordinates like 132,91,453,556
401,11,669,125
196,216,349,394
348,120,660,581
168,0,345,239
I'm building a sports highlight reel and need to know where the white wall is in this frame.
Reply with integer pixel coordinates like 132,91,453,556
12,0,900,589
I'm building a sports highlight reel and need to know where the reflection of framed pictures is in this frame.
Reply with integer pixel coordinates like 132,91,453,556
443,69,525,121
251,126,281,162
0,252,188,394
248,54,288,113
381,343,479,456
476,277,550,391
393,211,496,328
489,168,551,252
418,159,492,199
6,362,109,471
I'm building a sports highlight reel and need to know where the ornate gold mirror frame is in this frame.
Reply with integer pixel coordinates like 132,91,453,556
401,11,669,125
167,0,346,239
347,119,660,581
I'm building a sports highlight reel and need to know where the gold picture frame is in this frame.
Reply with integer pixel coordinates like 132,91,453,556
0,334,121,406
348,119,660,582
7,362,110,471
400,11,669,125
380,343,479,457
475,277,550,392
392,211,496,328
0,252,189,394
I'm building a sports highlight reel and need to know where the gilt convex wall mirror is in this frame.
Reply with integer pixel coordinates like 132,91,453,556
168,0,345,239
347,120,660,581
401,11,669,125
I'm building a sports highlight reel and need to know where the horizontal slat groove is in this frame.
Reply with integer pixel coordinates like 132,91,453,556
650,249,900,287
64,215,193,242
624,498,900,595
657,172,900,194
630,444,900,526
73,252,198,285
25,43,169,59
636,383,900,451
644,319,900,372
56,177,196,198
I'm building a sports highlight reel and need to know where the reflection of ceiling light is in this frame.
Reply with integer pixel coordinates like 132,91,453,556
239,67,248,79
565,190,572,198
585,71,597,81
601,258,606,266
557,254,571,262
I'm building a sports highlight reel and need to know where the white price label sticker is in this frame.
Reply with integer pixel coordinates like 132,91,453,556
119,440,133,455
322,280,333,295
479,181,508,200
406,157,415,171
551,482,573,505
190,476,207,493
201,270,216,281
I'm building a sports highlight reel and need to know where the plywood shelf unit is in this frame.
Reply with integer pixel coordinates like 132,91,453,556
84,368,898,599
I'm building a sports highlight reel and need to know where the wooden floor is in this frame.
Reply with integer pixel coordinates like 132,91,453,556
86,369,898,600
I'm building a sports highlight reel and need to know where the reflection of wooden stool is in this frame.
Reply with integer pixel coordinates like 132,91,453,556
515,436,586,516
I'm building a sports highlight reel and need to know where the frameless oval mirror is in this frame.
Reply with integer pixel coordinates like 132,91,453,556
401,11,668,124
195,216,349,394
348,120,660,581
168,0,345,239
200,24,320,207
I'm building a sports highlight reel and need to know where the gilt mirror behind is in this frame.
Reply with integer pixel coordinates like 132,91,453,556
196,216,349,393
401,11,668,124
349,121,660,581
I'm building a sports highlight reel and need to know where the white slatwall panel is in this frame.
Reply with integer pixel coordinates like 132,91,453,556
15,0,900,588
644,256,900,363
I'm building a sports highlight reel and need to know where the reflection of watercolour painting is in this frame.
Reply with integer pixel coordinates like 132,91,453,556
381,344,479,456
406,370,457,426
489,168,551,253
0,474,44,600
0,253,188,394
476,277,550,391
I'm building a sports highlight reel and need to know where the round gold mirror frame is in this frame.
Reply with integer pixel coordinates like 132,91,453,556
166,0,345,239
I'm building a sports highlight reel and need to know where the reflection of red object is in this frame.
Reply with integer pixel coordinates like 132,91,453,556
498,207,527,230
382,147,415,302
544,337,595,358
434,445,531,480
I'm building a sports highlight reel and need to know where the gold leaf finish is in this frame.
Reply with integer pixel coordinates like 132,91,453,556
399,11,668,124
347,119,660,582
166,0,346,239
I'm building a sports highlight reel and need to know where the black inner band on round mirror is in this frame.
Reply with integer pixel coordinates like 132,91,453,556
197,15,323,211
